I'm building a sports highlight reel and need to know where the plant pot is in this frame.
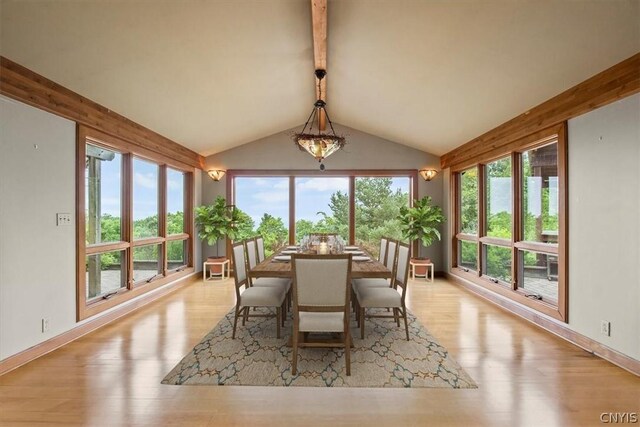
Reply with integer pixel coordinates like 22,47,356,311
207,256,227,275
411,257,431,277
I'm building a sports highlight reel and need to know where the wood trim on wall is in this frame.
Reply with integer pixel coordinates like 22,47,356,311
441,53,640,170
0,56,204,169
1,273,200,376
446,272,639,376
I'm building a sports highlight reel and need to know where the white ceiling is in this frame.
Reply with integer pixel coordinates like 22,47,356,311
1,0,638,157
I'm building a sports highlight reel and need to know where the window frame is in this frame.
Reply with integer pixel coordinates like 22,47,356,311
76,125,194,321
450,123,568,322
226,170,419,255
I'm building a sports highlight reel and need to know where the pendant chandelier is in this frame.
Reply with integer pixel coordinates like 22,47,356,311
293,69,345,170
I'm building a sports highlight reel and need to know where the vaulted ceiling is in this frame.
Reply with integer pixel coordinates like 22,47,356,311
1,0,638,157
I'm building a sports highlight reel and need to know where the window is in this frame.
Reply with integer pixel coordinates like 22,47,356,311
485,157,512,239
133,158,159,239
451,125,567,321
229,171,417,259
77,126,194,320
295,177,350,242
456,167,479,272
354,177,410,258
234,177,289,257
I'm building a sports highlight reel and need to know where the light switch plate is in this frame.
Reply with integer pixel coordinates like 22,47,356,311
56,213,72,226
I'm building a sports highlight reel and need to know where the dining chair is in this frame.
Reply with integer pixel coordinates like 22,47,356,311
230,241,286,339
244,238,292,312
352,239,397,296
290,254,353,376
378,237,389,263
351,239,398,324
256,236,265,263
357,241,411,341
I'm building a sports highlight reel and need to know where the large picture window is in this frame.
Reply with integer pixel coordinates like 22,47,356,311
451,124,567,321
77,126,194,320
228,170,417,258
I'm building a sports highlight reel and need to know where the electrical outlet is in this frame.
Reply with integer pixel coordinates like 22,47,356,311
56,213,72,226
42,318,50,333
600,320,611,336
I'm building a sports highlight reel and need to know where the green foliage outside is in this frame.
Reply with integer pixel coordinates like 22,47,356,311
232,178,410,259
353,178,409,256
88,212,185,269
256,214,288,257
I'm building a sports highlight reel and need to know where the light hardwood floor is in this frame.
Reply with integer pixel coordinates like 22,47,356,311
0,277,638,427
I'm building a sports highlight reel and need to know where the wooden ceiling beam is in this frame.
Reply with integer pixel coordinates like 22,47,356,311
311,0,327,130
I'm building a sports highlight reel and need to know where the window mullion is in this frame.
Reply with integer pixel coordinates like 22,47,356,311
159,165,167,276
289,176,295,245
348,176,355,245
477,164,486,277
511,152,521,290
123,153,133,289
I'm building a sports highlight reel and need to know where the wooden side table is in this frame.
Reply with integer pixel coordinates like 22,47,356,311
410,260,434,282
203,259,230,281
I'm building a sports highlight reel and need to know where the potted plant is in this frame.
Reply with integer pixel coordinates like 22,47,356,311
399,196,445,277
195,196,246,275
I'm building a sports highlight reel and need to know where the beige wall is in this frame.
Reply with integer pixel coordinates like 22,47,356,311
202,123,444,267
0,96,203,360
441,94,640,361
567,93,639,360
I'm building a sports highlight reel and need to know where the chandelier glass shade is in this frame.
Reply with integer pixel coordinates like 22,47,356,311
293,70,345,169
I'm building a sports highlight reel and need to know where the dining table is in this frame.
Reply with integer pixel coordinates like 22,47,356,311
250,246,392,279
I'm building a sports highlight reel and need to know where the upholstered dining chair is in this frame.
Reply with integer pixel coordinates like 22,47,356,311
290,254,353,376
378,237,388,263
352,239,397,297
351,239,398,323
244,238,292,312
256,236,266,263
230,241,286,339
357,241,411,341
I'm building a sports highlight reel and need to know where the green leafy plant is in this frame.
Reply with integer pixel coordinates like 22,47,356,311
399,196,445,252
195,196,249,256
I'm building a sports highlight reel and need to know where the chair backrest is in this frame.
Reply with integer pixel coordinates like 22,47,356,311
379,237,388,263
385,239,397,271
394,242,411,301
256,236,265,262
230,241,248,299
291,254,352,312
245,238,258,270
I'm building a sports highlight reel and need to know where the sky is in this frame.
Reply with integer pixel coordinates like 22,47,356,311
234,176,410,227
88,151,184,219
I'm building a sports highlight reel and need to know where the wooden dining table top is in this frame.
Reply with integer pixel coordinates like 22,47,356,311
250,247,392,279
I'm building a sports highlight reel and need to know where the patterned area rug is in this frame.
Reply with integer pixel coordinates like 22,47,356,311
162,308,476,388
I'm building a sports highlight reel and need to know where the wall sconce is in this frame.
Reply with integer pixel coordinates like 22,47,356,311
419,169,438,181
207,170,226,181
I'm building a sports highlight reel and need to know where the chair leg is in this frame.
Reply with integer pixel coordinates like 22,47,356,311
345,330,351,376
292,331,299,375
360,307,365,339
232,305,240,339
402,307,410,341
281,302,286,327
276,307,281,339
393,307,400,326
242,306,248,326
